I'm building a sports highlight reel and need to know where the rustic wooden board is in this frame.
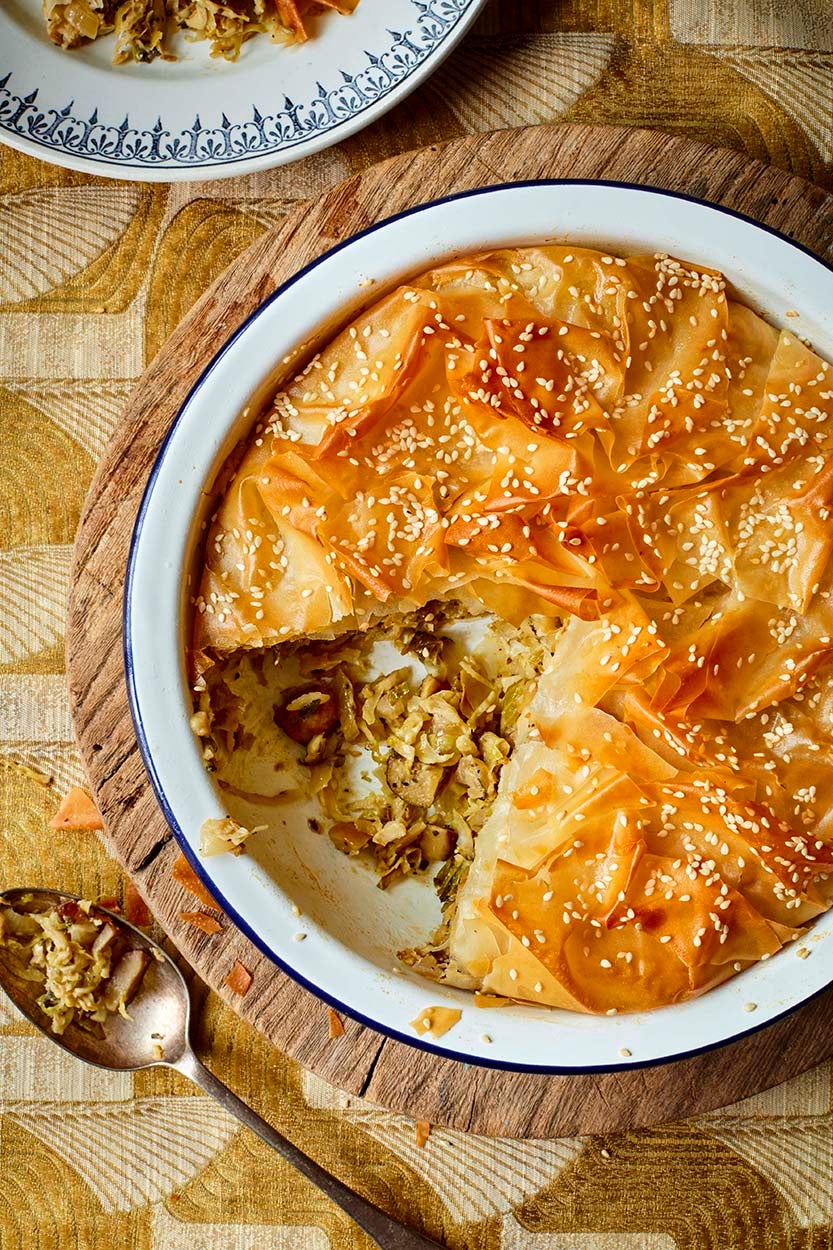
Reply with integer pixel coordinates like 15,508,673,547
67,123,833,1139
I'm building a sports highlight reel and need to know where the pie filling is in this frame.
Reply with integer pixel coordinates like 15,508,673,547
43,0,358,65
190,245,833,1015
0,899,151,1036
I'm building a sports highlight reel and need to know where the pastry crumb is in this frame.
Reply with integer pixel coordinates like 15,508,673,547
171,854,216,909
49,787,103,831
409,1006,461,1039
327,1007,345,1038
224,959,253,997
15,762,52,787
125,882,151,928
179,910,223,936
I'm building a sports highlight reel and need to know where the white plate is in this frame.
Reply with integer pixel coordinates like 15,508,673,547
0,0,485,181
126,181,833,1073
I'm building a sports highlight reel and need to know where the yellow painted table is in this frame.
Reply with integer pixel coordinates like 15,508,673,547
2,2,833,1247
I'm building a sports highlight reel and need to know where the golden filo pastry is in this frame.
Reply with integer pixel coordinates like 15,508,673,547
192,245,833,1015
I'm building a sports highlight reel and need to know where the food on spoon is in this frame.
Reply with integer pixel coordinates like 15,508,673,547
0,897,151,1035
189,244,833,1015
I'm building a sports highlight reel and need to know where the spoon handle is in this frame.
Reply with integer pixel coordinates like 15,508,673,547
172,1046,445,1250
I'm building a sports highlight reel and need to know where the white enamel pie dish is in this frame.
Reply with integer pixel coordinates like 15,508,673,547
126,181,833,1073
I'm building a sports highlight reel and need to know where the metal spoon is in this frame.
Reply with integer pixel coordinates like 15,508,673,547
0,888,444,1250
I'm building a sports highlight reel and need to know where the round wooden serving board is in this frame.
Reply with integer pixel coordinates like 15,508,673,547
68,124,833,1140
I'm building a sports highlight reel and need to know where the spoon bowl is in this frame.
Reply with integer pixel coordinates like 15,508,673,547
0,886,443,1250
0,888,190,1069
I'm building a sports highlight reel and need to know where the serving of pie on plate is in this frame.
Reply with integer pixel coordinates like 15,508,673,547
44,0,357,64
0,0,484,179
188,242,833,1018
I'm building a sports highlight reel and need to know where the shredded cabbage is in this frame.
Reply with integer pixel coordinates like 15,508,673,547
0,898,151,1036
43,0,358,62
195,603,557,903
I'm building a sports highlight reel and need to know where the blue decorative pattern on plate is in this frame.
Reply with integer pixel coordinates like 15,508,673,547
0,0,485,180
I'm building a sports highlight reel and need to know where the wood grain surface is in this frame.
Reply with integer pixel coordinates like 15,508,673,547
67,123,833,1139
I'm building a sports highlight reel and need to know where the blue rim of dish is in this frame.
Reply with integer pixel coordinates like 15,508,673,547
0,0,481,173
125,176,833,1076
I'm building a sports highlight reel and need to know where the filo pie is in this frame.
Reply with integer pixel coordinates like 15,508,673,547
190,245,833,1015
